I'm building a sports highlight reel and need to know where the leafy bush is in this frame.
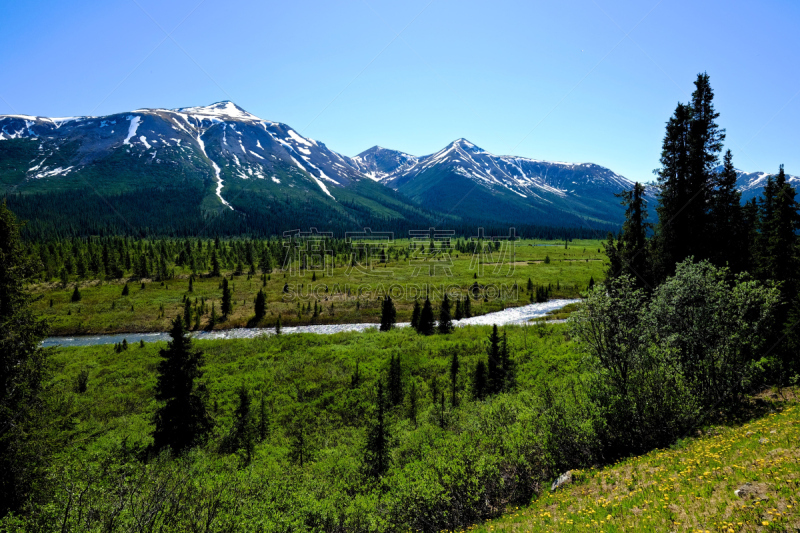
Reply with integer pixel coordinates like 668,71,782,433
569,259,778,457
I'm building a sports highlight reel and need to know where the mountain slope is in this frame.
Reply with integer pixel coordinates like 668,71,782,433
379,139,635,227
735,168,800,202
0,102,448,237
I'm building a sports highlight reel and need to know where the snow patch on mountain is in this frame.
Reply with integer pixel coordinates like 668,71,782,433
123,116,141,145
195,134,232,210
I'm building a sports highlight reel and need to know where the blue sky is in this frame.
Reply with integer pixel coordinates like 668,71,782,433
1,0,798,182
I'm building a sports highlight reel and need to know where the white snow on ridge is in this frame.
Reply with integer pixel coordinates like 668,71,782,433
196,134,233,210
287,129,313,147
32,166,74,179
174,101,261,122
123,116,141,145
139,136,151,149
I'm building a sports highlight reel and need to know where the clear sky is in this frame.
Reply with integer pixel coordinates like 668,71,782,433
1,0,798,182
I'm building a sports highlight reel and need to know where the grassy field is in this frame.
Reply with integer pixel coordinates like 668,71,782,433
23,323,587,532
466,392,800,533
30,238,606,335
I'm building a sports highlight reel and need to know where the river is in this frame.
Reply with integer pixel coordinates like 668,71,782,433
41,298,580,348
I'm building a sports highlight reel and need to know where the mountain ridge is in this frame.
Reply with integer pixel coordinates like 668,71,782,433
2,101,793,234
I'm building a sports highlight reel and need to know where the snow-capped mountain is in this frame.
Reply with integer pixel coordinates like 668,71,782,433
371,138,637,226
350,146,418,182
0,101,373,209
734,168,800,202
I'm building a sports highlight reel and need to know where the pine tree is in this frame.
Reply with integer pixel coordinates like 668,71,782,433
363,381,390,478
211,249,221,277
487,325,501,394
221,277,232,317
463,296,472,318
254,289,266,321
710,150,747,271
454,298,464,320
438,294,453,334
121,282,129,296
208,302,218,330
152,316,212,452
605,182,651,287
500,329,513,391
654,73,725,280
410,299,421,330
183,298,192,329
0,201,50,515
417,297,435,335
230,384,254,462
71,284,81,302
380,295,396,331
188,276,194,292
472,360,487,400
275,314,282,335
407,380,418,428
387,354,403,406
762,165,800,333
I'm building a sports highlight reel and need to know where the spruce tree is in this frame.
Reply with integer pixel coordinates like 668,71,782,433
254,289,266,321
417,297,435,335
410,299,421,330
605,182,651,287
654,73,725,280
487,325,501,394
387,354,403,406
463,295,472,318
454,298,464,320
275,314,282,335
188,276,194,292
221,277,232,317
363,381,389,478
438,294,453,334
407,380,418,428
211,249,221,277
152,316,212,452
379,295,396,331
762,165,800,333
0,201,50,515
500,329,513,391
71,284,81,302
183,298,192,329
121,282,129,296
230,384,254,462
710,150,747,271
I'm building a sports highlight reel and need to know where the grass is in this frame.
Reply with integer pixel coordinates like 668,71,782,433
30,239,606,335
464,391,800,533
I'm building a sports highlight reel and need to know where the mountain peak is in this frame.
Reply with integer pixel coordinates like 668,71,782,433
173,100,261,122
449,138,484,153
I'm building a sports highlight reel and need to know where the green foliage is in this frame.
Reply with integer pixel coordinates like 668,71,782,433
417,297,435,335
152,317,212,453
570,259,778,457
0,201,51,516
438,294,453,334
379,295,396,331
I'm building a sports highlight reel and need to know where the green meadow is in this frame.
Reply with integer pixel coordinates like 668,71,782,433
30,238,606,335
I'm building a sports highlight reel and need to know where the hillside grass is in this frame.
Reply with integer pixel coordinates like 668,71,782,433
30,239,606,335
466,391,800,533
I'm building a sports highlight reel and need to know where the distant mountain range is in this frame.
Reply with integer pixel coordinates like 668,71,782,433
0,101,795,237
